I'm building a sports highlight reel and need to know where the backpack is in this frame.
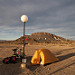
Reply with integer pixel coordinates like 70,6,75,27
3,55,17,64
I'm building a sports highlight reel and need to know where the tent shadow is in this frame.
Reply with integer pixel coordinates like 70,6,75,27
26,56,40,71
57,53,75,61
55,48,75,55
50,62,75,75
49,53,75,75
0,58,22,75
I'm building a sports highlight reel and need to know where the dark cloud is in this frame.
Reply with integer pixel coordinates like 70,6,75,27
0,0,75,40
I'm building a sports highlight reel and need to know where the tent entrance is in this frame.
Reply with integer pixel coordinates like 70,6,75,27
40,56,42,65
39,52,44,65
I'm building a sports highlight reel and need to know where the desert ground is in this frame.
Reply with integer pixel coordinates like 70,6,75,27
0,43,75,75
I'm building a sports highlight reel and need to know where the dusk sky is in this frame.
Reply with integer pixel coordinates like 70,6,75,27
0,0,75,40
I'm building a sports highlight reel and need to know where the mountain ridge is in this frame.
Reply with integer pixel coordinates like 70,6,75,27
0,32,74,44
15,32,72,44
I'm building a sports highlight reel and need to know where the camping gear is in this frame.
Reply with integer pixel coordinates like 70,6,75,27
13,48,21,57
3,48,22,64
3,55,17,64
31,49,59,65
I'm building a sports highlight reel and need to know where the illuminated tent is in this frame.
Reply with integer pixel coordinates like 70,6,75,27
31,49,59,65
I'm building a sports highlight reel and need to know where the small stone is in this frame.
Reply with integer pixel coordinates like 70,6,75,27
21,63,26,68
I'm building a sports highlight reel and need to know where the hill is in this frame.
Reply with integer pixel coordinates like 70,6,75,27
14,32,73,44
0,32,74,44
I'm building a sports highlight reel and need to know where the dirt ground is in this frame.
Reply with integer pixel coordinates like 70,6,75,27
0,43,75,75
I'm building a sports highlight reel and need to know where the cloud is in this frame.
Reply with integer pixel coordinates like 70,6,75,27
0,0,75,40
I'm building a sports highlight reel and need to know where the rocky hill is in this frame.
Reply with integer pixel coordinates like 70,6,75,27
14,32,73,44
0,32,74,44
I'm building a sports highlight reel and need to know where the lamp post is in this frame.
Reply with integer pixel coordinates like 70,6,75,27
21,15,28,64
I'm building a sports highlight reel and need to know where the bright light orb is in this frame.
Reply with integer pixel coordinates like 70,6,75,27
21,15,28,23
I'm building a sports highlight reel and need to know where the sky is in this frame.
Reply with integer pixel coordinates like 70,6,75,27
0,0,75,40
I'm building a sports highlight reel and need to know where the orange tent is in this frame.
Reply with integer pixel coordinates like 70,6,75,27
31,49,59,65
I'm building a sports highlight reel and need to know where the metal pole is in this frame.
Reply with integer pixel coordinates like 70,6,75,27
23,22,25,58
